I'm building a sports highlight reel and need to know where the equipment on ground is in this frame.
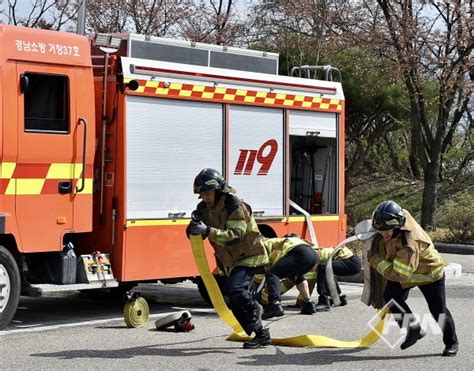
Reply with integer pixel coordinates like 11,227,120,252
155,310,195,332
123,292,149,328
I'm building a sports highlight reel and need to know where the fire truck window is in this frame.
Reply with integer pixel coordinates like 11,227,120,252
23,73,69,133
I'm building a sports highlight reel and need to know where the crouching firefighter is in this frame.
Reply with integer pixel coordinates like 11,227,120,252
186,168,271,349
368,200,458,356
313,245,362,312
261,235,317,319
256,239,360,314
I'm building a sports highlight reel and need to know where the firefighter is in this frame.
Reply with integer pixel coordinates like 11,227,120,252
261,235,318,319
186,168,271,349
313,246,362,312
368,200,459,356
257,243,361,314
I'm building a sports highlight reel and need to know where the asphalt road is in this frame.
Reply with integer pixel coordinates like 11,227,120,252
1,253,473,370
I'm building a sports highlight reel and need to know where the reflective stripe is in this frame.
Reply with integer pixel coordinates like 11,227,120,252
409,265,445,283
0,162,16,178
127,78,343,113
254,274,264,283
393,259,415,276
236,253,268,267
376,260,392,275
226,219,247,230
212,220,247,245
46,163,83,178
318,249,332,263
304,272,317,280
16,179,45,195
420,245,435,258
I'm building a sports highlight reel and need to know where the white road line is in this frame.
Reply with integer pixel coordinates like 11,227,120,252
1,308,217,335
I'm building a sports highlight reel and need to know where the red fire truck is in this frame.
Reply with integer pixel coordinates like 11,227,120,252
0,24,346,329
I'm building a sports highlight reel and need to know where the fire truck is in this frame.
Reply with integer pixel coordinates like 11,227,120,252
0,24,346,329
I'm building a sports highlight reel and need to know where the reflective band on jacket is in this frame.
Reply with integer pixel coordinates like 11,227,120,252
190,235,387,347
376,259,392,275
409,265,445,283
393,259,416,276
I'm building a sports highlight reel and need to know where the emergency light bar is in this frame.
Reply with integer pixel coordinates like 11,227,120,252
130,64,337,96
95,33,122,50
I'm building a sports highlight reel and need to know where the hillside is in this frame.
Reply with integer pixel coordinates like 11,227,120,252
346,175,474,244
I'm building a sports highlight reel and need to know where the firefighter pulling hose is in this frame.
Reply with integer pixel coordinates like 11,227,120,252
189,234,388,347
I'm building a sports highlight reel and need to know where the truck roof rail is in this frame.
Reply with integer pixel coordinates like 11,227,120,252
290,65,341,82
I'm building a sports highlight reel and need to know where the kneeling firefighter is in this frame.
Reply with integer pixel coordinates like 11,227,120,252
186,168,271,349
257,239,361,314
261,235,318,319
313,246,362,311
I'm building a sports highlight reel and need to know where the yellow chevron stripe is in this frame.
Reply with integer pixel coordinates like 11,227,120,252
1,162,16,179
15,179,45,195
46,163,83,179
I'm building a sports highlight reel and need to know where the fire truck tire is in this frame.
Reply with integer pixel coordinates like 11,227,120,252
196,275,228,306
0,246,21,330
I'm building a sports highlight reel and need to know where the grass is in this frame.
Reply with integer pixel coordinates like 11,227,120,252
346,174,473,244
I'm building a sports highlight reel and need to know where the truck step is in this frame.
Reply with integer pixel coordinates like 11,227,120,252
21,280,119,297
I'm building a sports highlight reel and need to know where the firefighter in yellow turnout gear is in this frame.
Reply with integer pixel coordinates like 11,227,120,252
313,245,362,312
186,168,271,349
257,242,361,314
261,236,317,319
369,200,458,356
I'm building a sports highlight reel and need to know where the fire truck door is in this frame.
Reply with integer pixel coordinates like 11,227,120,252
15,63,77,252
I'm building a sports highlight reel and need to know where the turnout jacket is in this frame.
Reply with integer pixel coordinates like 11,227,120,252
197,193,268,274
264,236,311,266
257,243,354,305
369,210,446,288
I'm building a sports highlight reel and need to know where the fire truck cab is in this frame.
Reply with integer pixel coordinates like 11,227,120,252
0,24,345,330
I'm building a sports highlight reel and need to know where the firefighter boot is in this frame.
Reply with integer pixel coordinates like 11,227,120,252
400,324,426,350
315,296,331,312
443,342,459,356
300,300,316,315
329,294,347,306
262,301,285,320
243,300,264,335
339,294,348,306
243,327,271,349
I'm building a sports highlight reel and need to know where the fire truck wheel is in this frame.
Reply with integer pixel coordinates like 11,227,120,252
0,246,21,330
195,275,228,306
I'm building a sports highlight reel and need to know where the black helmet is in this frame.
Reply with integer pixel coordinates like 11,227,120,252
193,168,233,194
372,200,406,230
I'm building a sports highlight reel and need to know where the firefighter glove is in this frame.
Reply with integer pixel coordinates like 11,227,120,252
187,220,210,237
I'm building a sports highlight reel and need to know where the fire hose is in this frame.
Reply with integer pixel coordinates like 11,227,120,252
123,292,150,328
189,234,387,347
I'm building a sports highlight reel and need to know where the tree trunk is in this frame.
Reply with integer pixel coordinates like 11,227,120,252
420,160,440,229
409,119,421,178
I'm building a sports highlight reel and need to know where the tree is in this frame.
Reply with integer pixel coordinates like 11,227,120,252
339,48,408,193
0,0,76,30
178,0,245,45
248,0,351,73
371,0,473,228
82,0,191,35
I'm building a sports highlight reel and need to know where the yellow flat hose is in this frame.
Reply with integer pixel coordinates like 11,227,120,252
190,235,387,347
124,297,150,328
